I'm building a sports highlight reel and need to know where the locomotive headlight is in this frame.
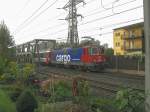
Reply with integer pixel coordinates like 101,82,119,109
93,59,96,62
98,56,102,62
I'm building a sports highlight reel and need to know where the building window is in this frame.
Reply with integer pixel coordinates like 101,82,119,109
115,32,120,36
124,32,126,36
121,46,124,50
116,43,118,47
115,42,120,47
116,53,121,55
129,30,135,38
120,35,123,39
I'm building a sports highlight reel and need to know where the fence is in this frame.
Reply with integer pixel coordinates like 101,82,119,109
107,56,145,71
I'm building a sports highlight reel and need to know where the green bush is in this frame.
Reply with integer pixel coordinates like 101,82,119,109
115,88,145,112
0,84,23,102
0,90,16,112
48,81,72,102
90,88,145,112
0,61,18,82
91,98,118,112
16,90,38,112
9,87,23,102
8,62,20,77
23,63,34,79
54,81,72,98
0,57,8,77
2,73,16,83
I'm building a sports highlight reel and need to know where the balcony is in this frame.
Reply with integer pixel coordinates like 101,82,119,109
123,35,144,40
124,47,142,51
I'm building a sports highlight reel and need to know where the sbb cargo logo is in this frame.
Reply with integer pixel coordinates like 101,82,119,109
56,55,71,64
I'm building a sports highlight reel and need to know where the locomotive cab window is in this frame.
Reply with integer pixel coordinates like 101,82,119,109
99,47,104,54
88,48,99,55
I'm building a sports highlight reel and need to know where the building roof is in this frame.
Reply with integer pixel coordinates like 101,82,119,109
113,22,144,30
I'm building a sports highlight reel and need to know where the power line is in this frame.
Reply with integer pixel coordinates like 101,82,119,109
26,23,66,36
15,0,59,35
30,28,67,38
16,5,143,40
14,0,49,34
19,0,138,37
78,18,143,31
81,31,113,37
112,0,120,14
101,0,120,10
80,5,143,26
100,18,143,29
84,0,137,17
39,17,143,38
14,0,95,35
54,31,112,42
21,12,66,32
29,5,143,41
14,0,123,36
83,0,136,17
17,0,32,16
22,16,142,41
78,18,143,33
23,13,143,39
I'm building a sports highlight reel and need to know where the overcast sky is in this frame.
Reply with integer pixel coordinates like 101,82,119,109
0,0,143,47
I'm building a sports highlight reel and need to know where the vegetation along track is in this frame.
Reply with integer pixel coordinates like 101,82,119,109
36,66,145,97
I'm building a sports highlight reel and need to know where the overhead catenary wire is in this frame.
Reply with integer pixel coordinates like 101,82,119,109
15,0,92,35
81,31,113,37
14,0,50,34
20,6,143,39
29,17,143,39
55,31,113,42
112,0,120,14
99,18,143,29
77,17,143,33
16,0,32,16
17,0,110,32
18,16,141,42
20,0,139,37
80,5,143,26
100,0,120,10
27,23,66,36
14,0,59,35
14,0,98,36
84,0,137,17
15,1,143,43
80,18,143,36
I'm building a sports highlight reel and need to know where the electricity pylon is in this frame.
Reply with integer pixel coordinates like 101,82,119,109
63,0,85,47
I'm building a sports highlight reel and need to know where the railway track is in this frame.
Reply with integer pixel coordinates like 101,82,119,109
36,66,145,97
38,71,118,97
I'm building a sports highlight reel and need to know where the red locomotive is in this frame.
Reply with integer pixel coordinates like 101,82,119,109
38,46,107,71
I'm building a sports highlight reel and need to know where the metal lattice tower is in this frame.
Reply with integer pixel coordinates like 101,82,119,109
63,0,85,47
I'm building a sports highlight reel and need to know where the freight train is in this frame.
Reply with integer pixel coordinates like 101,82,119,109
35,46,107,71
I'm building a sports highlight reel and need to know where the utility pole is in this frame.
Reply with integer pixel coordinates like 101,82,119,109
143,0,150,111
63,0,85,47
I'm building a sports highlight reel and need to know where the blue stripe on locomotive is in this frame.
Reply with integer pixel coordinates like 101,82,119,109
70,48,83,62
51,48,83,63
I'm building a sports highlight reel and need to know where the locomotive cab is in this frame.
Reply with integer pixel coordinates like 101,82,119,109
81,46,106,71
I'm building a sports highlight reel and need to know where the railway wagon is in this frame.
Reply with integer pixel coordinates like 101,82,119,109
34,50,51,65
50,46,107,71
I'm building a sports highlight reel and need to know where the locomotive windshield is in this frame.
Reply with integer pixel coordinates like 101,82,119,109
88,48,98,55
88,47,104,55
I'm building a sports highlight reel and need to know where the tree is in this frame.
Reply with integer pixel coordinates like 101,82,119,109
0,90,16,112
115,89,145,112
16,90,38,112
104,48,114,56
0,21,15,59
